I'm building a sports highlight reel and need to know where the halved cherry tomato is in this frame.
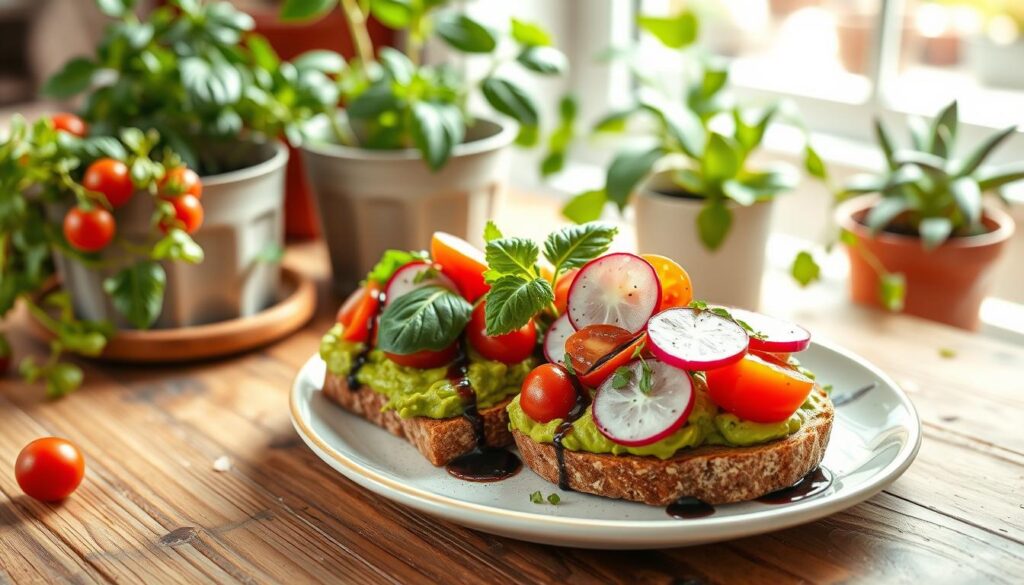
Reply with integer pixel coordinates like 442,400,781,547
577,333,647,388
564,324,634,375
384,343,458,369
160,166,203,199
431,232,489,301
51,113,87,137
705,353,815,423
64,207,115,252
467,301,537,364
15,437,86,502
83,158,134,208
343,283,382,343
520,363,578,423
336,286,365,326
161,194,204,234
554,268,579,314
642,254,692,310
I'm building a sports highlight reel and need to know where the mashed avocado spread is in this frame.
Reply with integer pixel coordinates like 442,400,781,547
320,325,533,419
506,381,830,460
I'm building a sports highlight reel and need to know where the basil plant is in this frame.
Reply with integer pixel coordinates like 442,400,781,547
280,0,568,170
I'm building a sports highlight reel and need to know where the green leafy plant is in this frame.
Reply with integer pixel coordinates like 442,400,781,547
561,9,821,251
45,0,338,173
279,0,567,170
0,116,202,397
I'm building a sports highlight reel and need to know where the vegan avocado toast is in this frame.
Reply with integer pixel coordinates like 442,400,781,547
319,222,833,505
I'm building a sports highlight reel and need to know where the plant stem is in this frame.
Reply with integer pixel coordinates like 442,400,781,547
339,0,375,66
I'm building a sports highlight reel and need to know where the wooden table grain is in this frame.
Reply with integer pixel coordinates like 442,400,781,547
1,193,1022,584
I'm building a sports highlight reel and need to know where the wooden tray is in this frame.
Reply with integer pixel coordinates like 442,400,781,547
29,266,316,363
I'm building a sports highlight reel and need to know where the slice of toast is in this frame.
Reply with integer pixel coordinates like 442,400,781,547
513,397,834,505
322,371,514,466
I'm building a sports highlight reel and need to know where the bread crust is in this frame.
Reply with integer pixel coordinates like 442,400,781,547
322,371,514,466
513,397,834,505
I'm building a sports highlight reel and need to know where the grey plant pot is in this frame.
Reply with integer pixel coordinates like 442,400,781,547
52,140,288,329
301,114,515,293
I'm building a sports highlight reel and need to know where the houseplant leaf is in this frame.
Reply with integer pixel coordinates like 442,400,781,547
103,261,167,330
949,177,982,227
563,190,607,224
955,125,1017,177
697,200,732,251
435,12,497,53
976,163,1024,192
638,11,698,49
511,18,552,46
605,146,665,209
482,77,539,126
865,197,910,232
369,0,414,28
930,101,957,158
517,46,567,75
42,58,97,99
791,251,821,287
702,133,741,183
412,101,458,170
919,217,953,250
874,119,899,170
280,0,335,21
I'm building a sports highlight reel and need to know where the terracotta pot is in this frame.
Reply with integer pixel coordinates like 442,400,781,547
836,196,1015,330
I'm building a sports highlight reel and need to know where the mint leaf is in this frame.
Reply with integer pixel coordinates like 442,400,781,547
483,220,503,243
611,366,633,389
485,237,539,280
543,223,618,273
103,261,166,330
376,286,472,354
638,359,653,394
367,249,428,285
484,276,554,335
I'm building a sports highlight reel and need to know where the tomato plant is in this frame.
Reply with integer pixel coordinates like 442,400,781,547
15,437,86,502
83,158,134,208
162,194,204,234
64,207,116,252
161,167,202,199
467,301,536,364
51,113,87,137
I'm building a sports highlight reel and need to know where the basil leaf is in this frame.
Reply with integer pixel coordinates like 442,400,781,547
484,276,553,336
103,261,167,330
485,237,539,280
367,249,428,284
543,223,617,272
376,286,472,354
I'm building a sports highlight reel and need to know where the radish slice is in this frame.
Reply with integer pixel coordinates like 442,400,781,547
592,358,695,446
728,308,811,353
566,253,661,334
543,314,576,363
646,308,749,370
384,262,457,305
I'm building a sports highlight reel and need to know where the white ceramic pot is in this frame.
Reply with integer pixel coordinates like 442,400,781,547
301,114,515,292
966,36,1024,89
53,140,288,329
635,173,775,309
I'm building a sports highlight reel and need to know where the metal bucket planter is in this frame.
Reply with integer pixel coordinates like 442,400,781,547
52,140,289,329
301,115,514,293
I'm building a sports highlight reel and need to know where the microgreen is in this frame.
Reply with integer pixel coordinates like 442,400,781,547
562,353,576,377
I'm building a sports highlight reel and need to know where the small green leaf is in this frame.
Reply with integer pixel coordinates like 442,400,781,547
366,250,428,285
412,101,458,170
804,144,828,180
484,276,554,336
541,152,564,176
530,491,544,504
543,223,618,272
605,147,664,209
46,363,84,399
483,221,503,243
702,134,741,183
42,58,96,98
293,50,345,74
547,493,561,505
638,94,705,158
865,197,911,232
152,229,204,264
611,366,633,389
908,116,931,152
919,217,953,250
516,124,539,147
516,46,567,75
562,190,607,224
369,0,413,28
791,251,821,287
485,237,539,279
638,11,698,49
435,12,497,53
481,77,539,126
247,35,280,71
975,162,1024,192
593,109,634,133
930,101,958,157
874,119,899,170
696,200,732,251
103,261,167,330
955,125,1017,177
880,273,906,312
346,82,400,119
722,179,756,206
511,18,551,46
950,177,982,227
377,286,473,354
279,0,335,21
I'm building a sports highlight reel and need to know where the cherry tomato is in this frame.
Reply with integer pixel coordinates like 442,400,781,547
384,343,458,369
554,268,579,314
430,232,489,301
161,166,203,199
577,333,647,388
705,353,815,423
83,158,134,208
520,363,578,423
642,254,692,310
343,283,382,343
467,301,537,364
162,194,204,234
15,437,86,502
64,207,115,252
51,113,87,137
564,324,635,375
336,286,366,326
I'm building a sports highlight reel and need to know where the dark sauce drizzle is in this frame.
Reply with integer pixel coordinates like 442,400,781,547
666,497,715,519
553,375,591,491
756,466,833,504
831,382,877,407
347,290,386,390
445,337,522,482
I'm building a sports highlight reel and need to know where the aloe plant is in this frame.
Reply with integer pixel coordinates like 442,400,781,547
841,101,1022,249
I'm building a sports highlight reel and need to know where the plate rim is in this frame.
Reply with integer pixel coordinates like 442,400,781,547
290,339,922,531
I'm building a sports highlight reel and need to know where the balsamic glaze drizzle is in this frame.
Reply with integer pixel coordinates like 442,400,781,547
552,375,591,491
755,467,833,504
665,497,715,519
347,290,386,390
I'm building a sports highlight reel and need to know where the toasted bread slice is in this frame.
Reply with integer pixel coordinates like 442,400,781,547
513,397,834,505
322,371,514,466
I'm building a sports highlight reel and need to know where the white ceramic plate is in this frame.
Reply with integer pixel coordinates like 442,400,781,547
290,340,921,549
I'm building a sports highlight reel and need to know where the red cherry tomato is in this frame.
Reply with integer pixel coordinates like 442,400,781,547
577,333,647,388
564,324,635,375
384,343,458,369
467,300,537,364
343,283,382,343
430,232,489,301
161,166,203,199
15,437,86,502
64,207,115,252
83,158,134,208
520,363,578,423
51,113,87,137
705,353,816,423
337,286,365,326
554,268,579,314
162,194,204,234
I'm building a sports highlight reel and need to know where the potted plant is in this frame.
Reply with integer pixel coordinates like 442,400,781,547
279,0,568,291
832,101,1019,330
562,9,821,309
43,0,340,325
0,115,202,396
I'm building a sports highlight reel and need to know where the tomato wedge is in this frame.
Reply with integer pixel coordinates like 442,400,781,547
431,232,489,301
336,286,365,326
642,254,692,310
705,353,815,423
342,283,382,343
578,334,647,388
565,324,646,387
384,344,458,369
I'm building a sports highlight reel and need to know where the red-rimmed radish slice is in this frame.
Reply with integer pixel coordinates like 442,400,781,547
384,262,457,305
592,359,694,446
646,307,749,370
567,253,662,334
728,308,811,353
543,314,576,363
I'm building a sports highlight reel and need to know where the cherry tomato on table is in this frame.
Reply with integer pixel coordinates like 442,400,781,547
51,113,87,137
467,301,537,364
64,207,115,252
642,254,692,310
83,158,134,208
705,353,815,423
384,343,458,369
430,232,489,301
15,437,86,502
160,167,203,199
161,194,204,234
520,363,578,423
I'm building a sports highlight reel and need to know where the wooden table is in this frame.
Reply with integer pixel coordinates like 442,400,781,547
1,193,1022,584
